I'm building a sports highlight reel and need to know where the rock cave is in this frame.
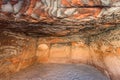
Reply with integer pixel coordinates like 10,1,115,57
0,0,120,80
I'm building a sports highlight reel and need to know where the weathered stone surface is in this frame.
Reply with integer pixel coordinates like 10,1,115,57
0,0,120,80
49,44,70,63
0,0,119,37
71,42,90,63
38,44,49,51
0,30,37,78
1,26,120,80
0,0,119,22
35,25,120,80
36,43,50,63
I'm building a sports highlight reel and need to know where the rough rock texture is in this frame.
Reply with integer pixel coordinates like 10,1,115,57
0,0,120,37
0,0,120,80
36,25,120,80
0,30,37,79
0,0,119,22
0,24,120,80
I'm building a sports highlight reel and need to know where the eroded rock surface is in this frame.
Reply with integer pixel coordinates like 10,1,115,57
0,0,120,37
0,23,119,80
0,0,120,80
0,30,37,78
0,0,120,22
36,25,120,80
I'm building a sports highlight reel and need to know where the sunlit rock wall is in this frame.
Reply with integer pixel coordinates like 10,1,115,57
0,30,37,78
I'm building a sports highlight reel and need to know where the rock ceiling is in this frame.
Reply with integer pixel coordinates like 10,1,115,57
0,0,120,36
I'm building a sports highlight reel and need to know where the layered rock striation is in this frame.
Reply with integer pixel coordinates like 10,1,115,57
0,0,119,22
0,0,120,80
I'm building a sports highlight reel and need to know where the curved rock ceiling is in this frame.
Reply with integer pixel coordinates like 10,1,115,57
0,0,119,22
0,0,120,36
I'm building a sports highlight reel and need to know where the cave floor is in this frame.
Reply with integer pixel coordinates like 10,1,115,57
5,64,109,80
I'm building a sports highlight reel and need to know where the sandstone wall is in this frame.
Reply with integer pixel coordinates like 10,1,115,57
0,30,37,78
0,0,120,80
0,0,120,22
0,27,120,80
36,26,120,80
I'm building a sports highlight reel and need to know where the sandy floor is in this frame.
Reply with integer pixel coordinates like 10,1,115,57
2,64,110,80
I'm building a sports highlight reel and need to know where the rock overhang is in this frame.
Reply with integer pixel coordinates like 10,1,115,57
0,0,120,37
0,1,120,80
